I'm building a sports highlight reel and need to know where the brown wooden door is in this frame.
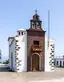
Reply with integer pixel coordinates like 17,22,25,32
32,54,39,71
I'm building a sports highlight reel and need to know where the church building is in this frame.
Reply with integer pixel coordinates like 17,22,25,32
8,11,55,72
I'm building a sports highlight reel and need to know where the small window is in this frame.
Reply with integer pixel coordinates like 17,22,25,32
33,41,39,45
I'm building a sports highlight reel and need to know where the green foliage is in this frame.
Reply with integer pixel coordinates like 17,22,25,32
3,60,9,64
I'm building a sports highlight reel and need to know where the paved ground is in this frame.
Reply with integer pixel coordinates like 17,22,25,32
0,67,64,82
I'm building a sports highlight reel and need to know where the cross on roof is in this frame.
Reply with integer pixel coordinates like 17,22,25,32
35,9,38,14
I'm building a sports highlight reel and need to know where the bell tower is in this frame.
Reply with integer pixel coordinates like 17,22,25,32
30,10,42,30
26,11,46,71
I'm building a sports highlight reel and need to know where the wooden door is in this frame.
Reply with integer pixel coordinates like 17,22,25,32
32,54,39,71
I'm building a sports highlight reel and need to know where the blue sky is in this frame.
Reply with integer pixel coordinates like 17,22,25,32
0,0,64,61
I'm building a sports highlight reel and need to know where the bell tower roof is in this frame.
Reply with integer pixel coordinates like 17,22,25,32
26,10,46,32
33,14,40,21
32,10,40,21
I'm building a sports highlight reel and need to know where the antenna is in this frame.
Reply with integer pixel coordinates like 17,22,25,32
48,10,50,48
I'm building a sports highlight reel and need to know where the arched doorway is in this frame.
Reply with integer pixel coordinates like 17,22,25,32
32,54,39,71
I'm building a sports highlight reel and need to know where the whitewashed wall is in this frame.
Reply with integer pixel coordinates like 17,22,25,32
15,31,27,72
49,39,54,71
9,30,27,72
45,36,54,72
45,35,51,71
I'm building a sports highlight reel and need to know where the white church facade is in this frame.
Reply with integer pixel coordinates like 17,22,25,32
8,12,55,72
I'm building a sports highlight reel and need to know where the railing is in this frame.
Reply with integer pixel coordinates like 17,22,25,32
31,45,42,51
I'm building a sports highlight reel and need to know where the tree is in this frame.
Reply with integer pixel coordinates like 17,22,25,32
3,60,9,64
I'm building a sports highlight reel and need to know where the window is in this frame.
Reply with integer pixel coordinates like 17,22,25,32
33,41,39,45
57,61,58,65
